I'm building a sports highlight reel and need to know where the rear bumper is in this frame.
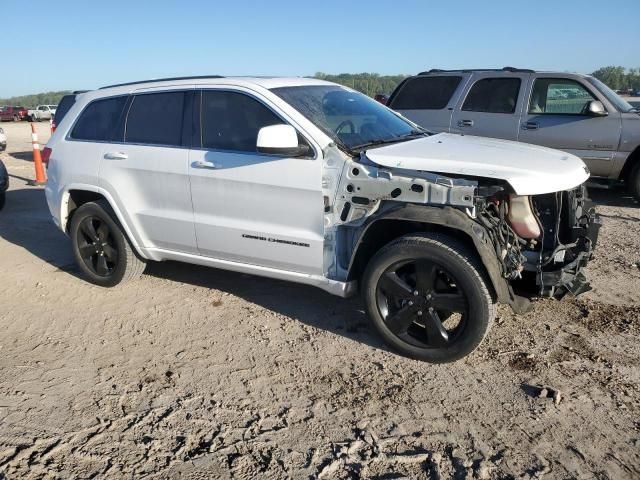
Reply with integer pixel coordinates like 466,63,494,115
537,197,601,298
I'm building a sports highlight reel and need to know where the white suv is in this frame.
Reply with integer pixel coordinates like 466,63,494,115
45,76,599,362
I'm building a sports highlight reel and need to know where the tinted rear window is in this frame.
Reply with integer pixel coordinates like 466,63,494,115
125,92,185,146
71,96,128,141
389,76,462,110
54,95,77,126
462,78,521,114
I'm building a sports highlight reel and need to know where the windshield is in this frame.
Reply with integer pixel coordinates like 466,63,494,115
271,85,425,152
587,77,636,112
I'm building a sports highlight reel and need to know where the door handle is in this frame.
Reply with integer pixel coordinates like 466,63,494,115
192,160,217,169
522,121,539,130
103,152,128,160
458,119,474,127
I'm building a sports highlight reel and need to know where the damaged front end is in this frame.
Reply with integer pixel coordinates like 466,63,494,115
476,184,600,299
324,147,599,312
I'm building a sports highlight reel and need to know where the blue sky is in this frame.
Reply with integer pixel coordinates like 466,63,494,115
3,0,638,97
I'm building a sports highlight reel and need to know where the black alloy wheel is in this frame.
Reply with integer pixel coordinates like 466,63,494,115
362,233,495,363
70,200,146,287
76,216,119,277
376,258,468,349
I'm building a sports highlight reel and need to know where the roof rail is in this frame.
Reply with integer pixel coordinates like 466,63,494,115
72,90,89,94
501,66,535,73
100,75,224,90
418,67,535,75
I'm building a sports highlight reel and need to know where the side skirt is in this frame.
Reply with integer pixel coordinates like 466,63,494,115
147,248,358,298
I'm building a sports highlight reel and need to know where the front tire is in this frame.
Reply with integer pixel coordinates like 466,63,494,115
362,233,495,363
70,201,146,287
628,163,640,201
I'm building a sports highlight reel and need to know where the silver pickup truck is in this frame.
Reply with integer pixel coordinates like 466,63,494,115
388,68,640,199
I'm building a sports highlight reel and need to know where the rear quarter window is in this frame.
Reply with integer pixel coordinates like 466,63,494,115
71,96,128,141
389,76,462,110
53,95,77,126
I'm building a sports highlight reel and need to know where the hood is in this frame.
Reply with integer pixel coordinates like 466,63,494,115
365,133,589,195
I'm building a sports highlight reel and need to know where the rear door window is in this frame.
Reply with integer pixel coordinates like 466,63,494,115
71,96,128,141
125,92,185,146
529,78,596,115
389,76,462,110
462,78,521,114
200,90,284,152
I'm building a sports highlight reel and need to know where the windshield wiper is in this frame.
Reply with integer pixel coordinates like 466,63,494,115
399,129,429,139
350,130,428,151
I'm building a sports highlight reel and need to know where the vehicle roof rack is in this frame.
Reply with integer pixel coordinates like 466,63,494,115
100,75,225,90
72,90,89,94
501,66,535,73
418,67,535,75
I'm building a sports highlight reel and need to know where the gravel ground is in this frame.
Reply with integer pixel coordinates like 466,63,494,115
0,121,639,479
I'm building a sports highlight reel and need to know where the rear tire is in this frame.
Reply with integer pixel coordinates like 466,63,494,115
628,163,640,201
362,233,495,363
70,200,146,286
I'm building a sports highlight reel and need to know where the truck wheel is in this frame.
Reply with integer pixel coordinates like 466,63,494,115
629,163,640,201
13,115,18,122
70,200,146,287
362,233,495,363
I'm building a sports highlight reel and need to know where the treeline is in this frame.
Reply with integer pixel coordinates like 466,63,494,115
313,73,407,96
591,67,640,92
0,90,71,107
2,67,637,106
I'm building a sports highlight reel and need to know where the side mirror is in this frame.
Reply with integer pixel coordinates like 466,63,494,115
587,100,608,117
257,124,310,157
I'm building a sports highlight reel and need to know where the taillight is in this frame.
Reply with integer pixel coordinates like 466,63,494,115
42,147,52,166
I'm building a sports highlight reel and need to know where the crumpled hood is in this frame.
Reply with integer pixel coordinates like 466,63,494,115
365,133,590,195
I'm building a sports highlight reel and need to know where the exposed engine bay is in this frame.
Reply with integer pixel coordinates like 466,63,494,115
475,185,600,298
325,153,600,307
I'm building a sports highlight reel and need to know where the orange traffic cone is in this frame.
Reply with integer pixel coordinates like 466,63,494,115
28,122,47,186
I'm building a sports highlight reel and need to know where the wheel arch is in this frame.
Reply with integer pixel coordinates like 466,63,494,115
62,185,145,257
619,145,640,182
344,203,523,310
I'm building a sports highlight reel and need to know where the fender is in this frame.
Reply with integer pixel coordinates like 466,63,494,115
345,202,530,313
59,183,150,259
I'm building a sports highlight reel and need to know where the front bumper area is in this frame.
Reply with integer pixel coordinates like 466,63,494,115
537,195,601,298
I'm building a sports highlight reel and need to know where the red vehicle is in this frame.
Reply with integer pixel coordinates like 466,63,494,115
0,106,28,122
374,93,389,105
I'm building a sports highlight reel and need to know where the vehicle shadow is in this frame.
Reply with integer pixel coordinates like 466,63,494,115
588,186,638,208
0,188,77,271
143,261,386,352
0,187,388,353
9,151,34,162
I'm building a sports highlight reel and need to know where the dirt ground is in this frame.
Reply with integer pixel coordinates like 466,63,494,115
0,121,639,479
